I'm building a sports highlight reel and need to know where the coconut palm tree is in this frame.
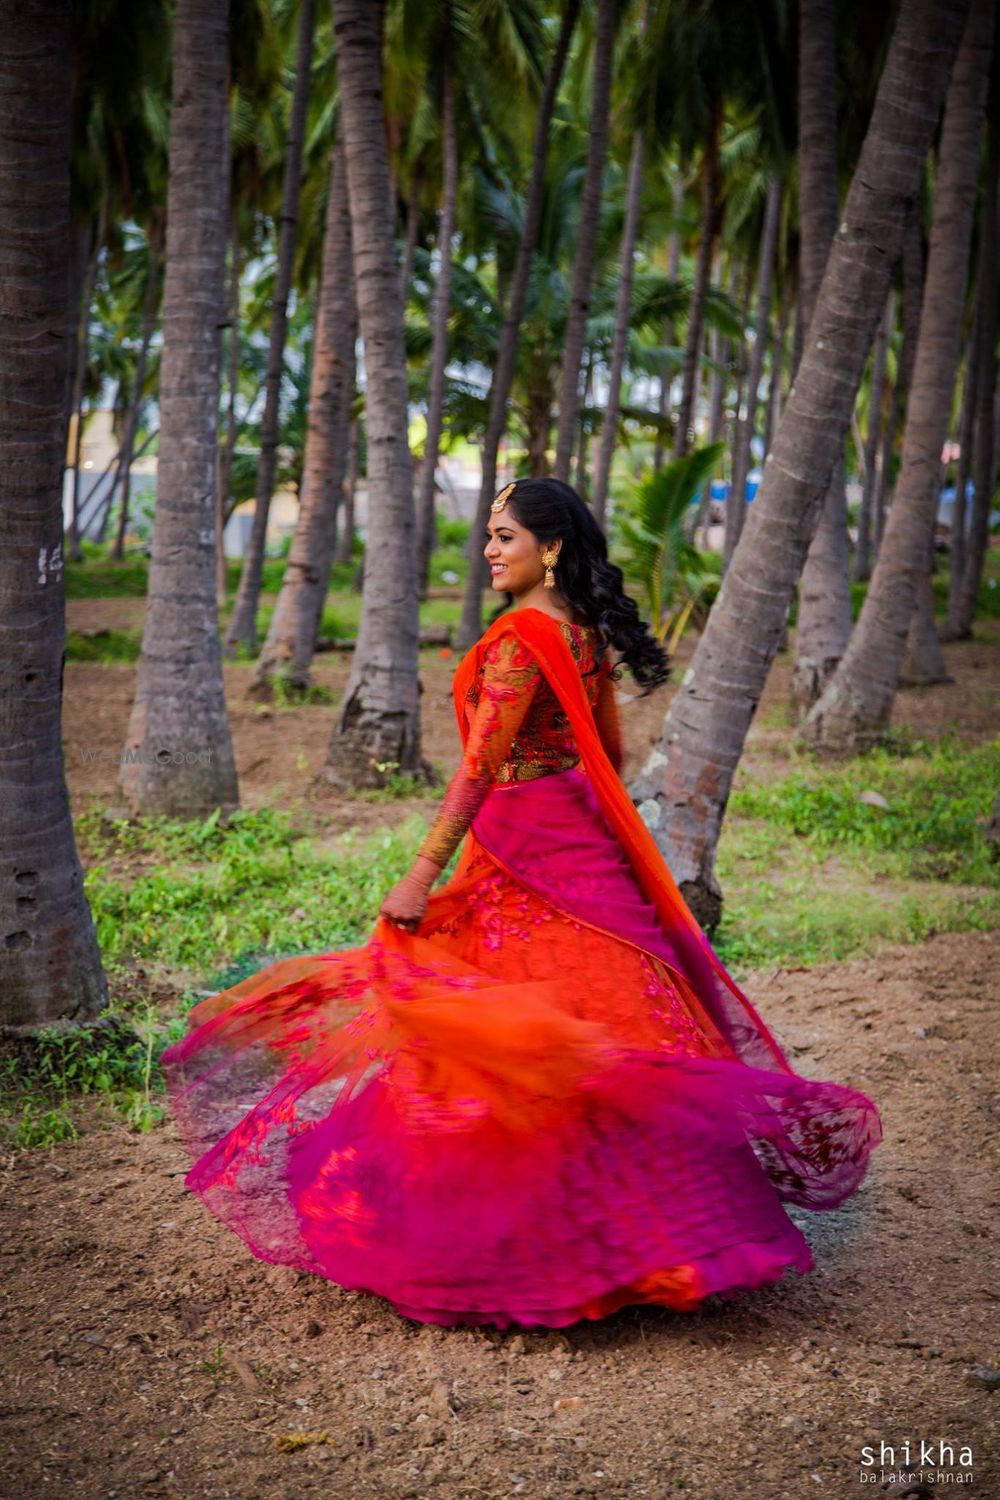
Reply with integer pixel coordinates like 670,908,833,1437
0,0,107,1025
414,8,458,596
252,137,357,696
725,171,782,567
946,51,1000,639
120,0,239,817
553,0,617,482
225,0,318,656
592,0,652,526
325,0,424,786
852,289,893,583
803,0,994,753
627,0,974,928
455,0,581,652
790,0,854,711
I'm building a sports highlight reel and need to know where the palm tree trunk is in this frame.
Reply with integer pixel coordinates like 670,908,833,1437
111,228,162,560
553,0,617,482
67,210,105,561
900,533,951,682
875,212,925,558
946,51,1000,638
803,0,994,752
593,76,647,525
853,289,893,582
790,0,854,710
416,20,458,596
399,159,422,305
120,0,238,818
653,176,684,472
763,288,790,458
334,418,360,565
216,203,241,604
0,0,107,1025
574,352,594,498
456,0,581,651
226,0,317,656
673,117,722,460
627,0,974,928
253,139,357,696
725,173,782,568
944,326,980,608
325,0,423,786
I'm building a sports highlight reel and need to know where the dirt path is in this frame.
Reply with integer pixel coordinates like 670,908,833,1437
2,928,997,1499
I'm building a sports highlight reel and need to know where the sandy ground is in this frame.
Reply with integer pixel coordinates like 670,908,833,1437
1,928,998,1499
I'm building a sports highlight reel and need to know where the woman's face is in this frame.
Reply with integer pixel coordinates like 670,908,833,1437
483,510,557,597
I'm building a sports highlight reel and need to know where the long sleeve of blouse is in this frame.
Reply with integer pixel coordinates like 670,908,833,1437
416,632,543,872
593,667,623,774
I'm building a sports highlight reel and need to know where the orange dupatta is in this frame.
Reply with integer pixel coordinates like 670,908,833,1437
452,607,793,1076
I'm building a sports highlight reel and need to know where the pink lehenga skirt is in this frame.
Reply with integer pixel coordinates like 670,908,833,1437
162,767,882,1328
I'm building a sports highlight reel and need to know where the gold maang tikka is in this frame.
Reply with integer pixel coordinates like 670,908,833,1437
490,482,516,514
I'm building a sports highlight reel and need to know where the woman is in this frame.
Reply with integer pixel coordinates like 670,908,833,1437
163,477,882,1329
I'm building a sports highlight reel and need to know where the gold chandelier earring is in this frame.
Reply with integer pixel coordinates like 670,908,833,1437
541,548,559,589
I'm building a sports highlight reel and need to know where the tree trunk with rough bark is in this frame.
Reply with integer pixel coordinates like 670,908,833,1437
0,0,107,1025
120,0,239,817
803,0,993,752
553,0,616,481
653,177,684,472
216,204,241,603
399,161,422,304
325,0,424,786
416,23,458,595
592,124,644,523
111,232,161,561
945,50,1000,638
762,286,790,458
853,289,893,583
726,173,782,568
226,0,317,654
456,0,581,651
334,418,359,565
945,326,979,608
791,0,855,710
253,139,357,696
673,118,722,460
900,534,952,683
875,212,926,558
626,0,974,928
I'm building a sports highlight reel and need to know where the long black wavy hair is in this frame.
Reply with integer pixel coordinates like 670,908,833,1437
489,476,670,694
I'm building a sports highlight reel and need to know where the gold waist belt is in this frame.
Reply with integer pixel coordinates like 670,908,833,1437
495,757,580,784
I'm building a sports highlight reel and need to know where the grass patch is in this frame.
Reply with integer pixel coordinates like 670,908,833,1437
78,804,424,971
714,732,1000,972
0,1009,171,1149
66,629,143,663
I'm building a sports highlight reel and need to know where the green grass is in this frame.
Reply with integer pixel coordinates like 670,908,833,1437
66,629,143,663
713,732,1000,970
0,1009,169,1149
78,804,426,971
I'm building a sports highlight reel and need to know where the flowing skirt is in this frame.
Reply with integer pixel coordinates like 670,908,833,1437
162,767,882,1328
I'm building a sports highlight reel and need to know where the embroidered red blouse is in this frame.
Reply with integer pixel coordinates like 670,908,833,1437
417,620,623,871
